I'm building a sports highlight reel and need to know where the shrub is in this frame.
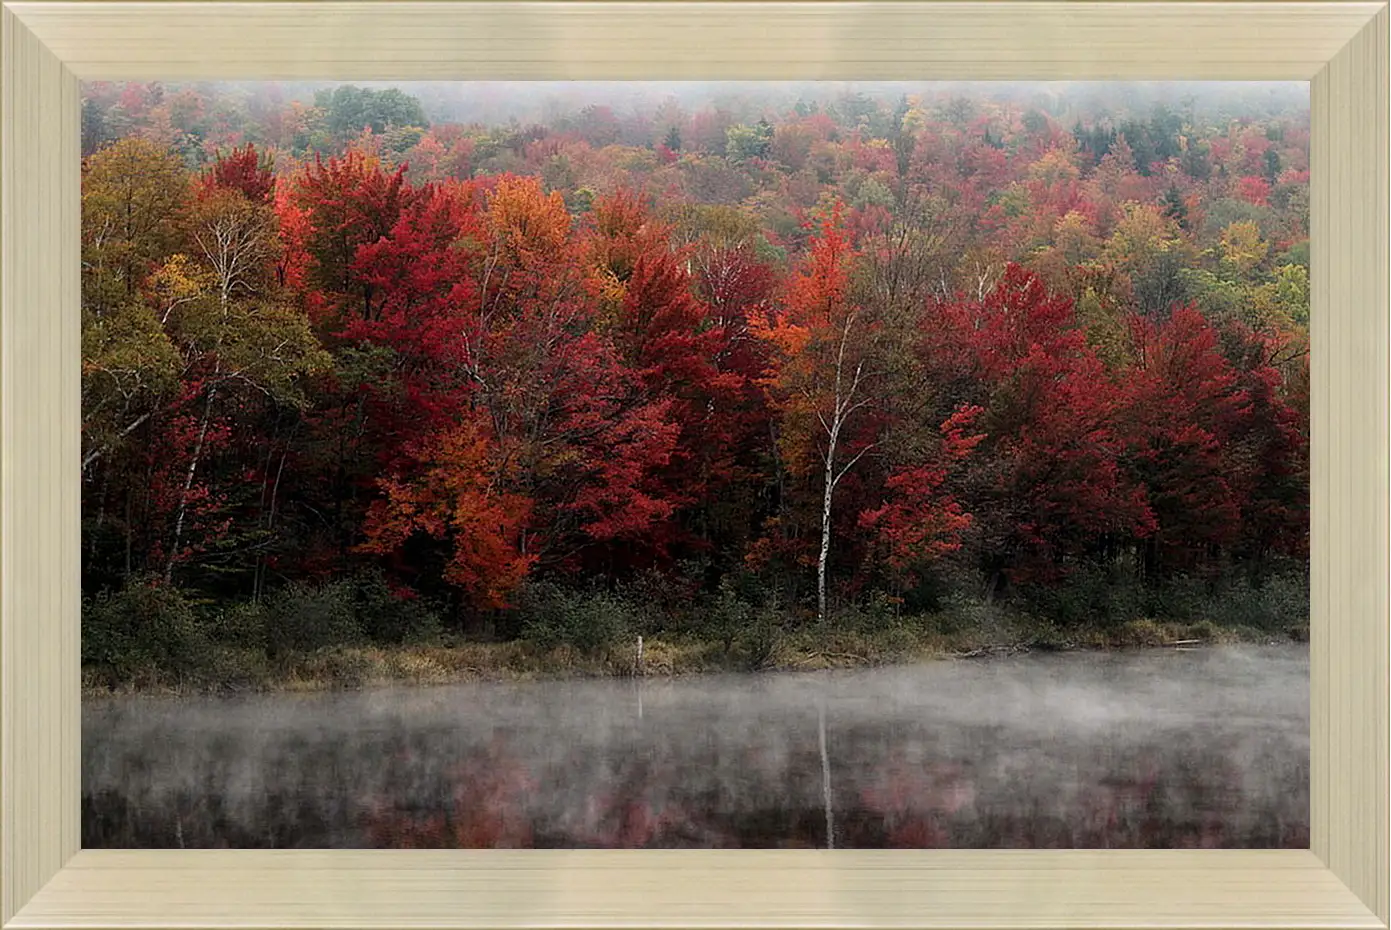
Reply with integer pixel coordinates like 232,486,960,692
1112,618,1171,648
898,559,975,614
517,583,636,654
1019,564,1149,629
1156,574,1211,623
195,645,272,692
320,649,374,689
352,571,443,644
835,593,900,635
208,601,269,651
617,564,704,636
1204,571,1309,632
1190,619,1221,641
263,580,363,657
82,578,209,685
1013,564,1309,635
705,583,755,653
734,607,782,670
932,589,1009,638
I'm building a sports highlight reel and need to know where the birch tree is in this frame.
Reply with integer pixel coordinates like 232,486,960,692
753,205,879,623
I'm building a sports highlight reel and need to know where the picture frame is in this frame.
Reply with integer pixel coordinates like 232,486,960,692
2,1,1386,927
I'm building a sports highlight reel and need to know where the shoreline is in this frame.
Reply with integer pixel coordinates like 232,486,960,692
81,618,1307,701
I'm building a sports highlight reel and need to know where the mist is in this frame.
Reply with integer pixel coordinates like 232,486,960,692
84,644,1308,849
131,79,1309,130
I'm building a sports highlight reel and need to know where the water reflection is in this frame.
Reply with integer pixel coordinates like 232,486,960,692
83,644,1308,848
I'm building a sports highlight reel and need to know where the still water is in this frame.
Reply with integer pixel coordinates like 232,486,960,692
83,644,1308,849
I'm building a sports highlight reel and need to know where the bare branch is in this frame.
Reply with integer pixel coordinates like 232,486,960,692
832,442,877,489
82,411,153,472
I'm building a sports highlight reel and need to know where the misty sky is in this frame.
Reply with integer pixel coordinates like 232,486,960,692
183,80,1308,129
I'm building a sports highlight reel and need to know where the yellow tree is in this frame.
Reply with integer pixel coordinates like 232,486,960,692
1219,220,1269,278
1104,202,1194,317
81,138,190,478
82,136,190,310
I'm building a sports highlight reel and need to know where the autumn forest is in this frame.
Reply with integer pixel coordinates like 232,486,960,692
80,82,1311,692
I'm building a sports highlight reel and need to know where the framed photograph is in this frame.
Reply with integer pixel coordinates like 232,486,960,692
2,1,1386,928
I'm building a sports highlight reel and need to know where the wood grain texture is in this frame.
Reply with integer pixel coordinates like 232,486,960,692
3,1,1385,80
0,1,1386,928
0,5,81,925
7,850,1384,929
1310,7,1391,923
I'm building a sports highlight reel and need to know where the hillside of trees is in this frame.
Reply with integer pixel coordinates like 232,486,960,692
80,82,1310,691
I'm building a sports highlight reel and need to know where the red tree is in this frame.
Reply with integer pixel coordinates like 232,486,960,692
204,143,276,204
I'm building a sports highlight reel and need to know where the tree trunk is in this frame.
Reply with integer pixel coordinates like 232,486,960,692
164,386,217,584
254,441,291,605
124,489,134,580
818,429,837,625
89,466,111,562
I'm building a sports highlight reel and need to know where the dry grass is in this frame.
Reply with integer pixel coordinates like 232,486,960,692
257,637,726,695
81,614,1301,700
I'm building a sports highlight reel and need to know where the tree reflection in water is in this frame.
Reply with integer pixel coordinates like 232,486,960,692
83,646,1309,849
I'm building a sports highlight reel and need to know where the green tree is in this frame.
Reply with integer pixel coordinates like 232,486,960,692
1252,263,1310,328
1162,184,1189,230
314,85,429,139
725,120,774,163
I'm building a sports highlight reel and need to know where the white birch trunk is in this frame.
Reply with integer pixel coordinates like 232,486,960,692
818,426,838,625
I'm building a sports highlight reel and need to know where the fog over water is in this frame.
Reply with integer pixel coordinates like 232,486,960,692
83,644,1308,849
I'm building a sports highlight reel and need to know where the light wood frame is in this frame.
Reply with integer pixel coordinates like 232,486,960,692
0,2,1386,927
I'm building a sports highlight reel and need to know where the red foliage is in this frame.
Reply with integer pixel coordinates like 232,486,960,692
80,88,1311,626
1235,175,1272,206
924,266,1158,581
284,149,417,327
859,405,983,583
203,143,275,204
360,416,535,609
1120,307,1256,572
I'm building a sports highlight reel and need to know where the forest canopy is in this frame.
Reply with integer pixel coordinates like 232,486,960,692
79,81,1310,690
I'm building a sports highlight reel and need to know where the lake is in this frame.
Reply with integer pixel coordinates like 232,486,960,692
83,643,1308,849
